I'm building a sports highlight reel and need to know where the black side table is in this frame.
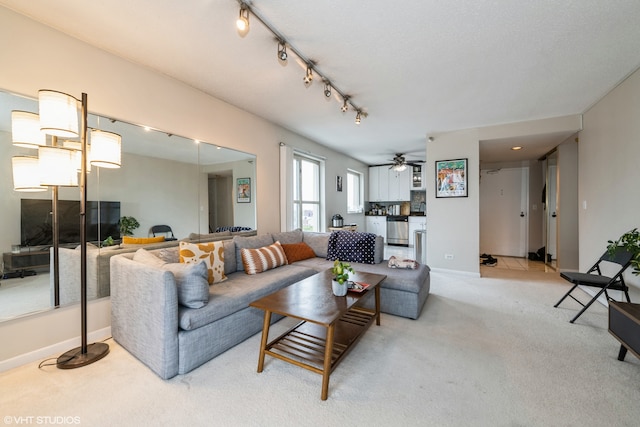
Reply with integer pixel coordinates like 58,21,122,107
609,301,640,361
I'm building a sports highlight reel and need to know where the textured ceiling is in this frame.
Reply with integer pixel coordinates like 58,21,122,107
2,0,640,165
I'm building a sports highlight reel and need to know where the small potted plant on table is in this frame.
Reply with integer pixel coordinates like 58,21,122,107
331,259,354,296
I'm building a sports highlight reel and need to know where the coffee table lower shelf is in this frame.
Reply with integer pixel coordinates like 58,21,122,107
258,307,377,400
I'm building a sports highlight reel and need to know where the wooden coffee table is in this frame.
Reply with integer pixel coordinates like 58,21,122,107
249,269,386,400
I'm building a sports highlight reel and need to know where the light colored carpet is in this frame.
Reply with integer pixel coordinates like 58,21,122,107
2,269,640,427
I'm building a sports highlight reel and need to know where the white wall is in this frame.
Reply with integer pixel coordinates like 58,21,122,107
426,129,480,275
580,67,640,289
0,7,367,366
557,137,579,271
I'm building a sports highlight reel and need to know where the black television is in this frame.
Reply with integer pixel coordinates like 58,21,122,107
20,199,121,247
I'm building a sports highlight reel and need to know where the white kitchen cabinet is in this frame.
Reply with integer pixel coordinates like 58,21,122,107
366,216,387,242
387,168,411,201
411,165,426,190
368,166,389,202
408,216,426,246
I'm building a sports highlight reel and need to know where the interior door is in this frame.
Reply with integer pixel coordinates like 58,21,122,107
480,167,529,257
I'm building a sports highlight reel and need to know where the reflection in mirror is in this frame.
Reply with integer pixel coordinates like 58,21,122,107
0,89,256,322
543,151,558,270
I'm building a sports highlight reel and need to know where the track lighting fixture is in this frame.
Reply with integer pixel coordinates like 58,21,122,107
277,41,287,62
341,97,349,113
236,5,250,37
235,1,366,124
303,65,313,87
324,81,332,98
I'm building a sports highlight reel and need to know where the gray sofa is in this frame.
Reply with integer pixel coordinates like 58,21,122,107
52,230,256,305
110,230,430,379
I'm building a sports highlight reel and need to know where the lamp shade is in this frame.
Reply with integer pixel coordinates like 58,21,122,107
38,90,79,138
38,146,78,186
11,111,46,149
11,156,47,192
90,130,121,168
63,140,91,172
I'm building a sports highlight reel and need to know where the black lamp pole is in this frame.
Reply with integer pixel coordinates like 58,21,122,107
57,92,109,368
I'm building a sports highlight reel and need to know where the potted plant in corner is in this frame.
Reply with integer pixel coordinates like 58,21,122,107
607,228,640,275
331,259,354,296
118,216,140,239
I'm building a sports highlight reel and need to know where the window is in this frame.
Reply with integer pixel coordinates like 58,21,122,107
293,154,322,232
347,169,364,213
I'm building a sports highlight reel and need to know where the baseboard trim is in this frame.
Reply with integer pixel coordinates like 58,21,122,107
0,326,112,373
430,267,481,278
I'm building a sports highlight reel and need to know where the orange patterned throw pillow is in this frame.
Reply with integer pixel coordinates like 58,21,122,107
179,241,227,284
280,242,316,263
240,241,288,275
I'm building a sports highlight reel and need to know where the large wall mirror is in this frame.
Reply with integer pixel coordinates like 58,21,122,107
0,89,256,322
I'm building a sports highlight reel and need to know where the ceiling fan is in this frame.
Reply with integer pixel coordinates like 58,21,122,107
380,153,424,171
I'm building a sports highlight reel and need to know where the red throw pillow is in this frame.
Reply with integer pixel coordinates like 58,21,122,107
281,242,316,263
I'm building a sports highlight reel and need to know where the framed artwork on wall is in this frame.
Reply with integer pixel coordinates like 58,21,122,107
237,178,251,203
336,175,343,192
435,158,468,198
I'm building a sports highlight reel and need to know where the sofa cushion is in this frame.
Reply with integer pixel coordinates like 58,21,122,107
123,235,165,244
179,241,227,284
178,264,317,331
187,231,231,241
133,248,209,308
303,232,330,258
271,229,303,244
233,234,274,272
281,242,316,263
241,241,288,275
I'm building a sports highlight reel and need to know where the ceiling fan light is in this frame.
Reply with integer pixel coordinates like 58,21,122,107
355,111,362,125
393,163,407,172
38,90,79,138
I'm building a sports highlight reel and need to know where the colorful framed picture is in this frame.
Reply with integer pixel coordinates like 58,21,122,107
435,158,468,198
237,178,251,203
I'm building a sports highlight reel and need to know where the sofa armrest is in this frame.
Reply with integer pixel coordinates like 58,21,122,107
110,254,180,379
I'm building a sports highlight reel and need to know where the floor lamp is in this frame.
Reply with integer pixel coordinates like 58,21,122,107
11,90,120,368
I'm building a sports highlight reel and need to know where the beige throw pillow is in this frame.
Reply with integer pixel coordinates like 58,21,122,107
179,241,227,285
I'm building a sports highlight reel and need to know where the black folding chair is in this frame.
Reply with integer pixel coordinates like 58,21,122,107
554,246,634,323
150,225,177,241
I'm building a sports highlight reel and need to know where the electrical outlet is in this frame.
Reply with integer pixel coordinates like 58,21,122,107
444,254,454,260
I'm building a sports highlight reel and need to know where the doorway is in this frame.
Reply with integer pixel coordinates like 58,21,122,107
480,167,529,257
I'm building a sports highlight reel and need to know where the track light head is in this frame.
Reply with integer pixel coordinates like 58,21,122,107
355,111,362,125
277,41,287,62
341,96,349,113
323,82,332,98
236,5,250,37
303,65,313,88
